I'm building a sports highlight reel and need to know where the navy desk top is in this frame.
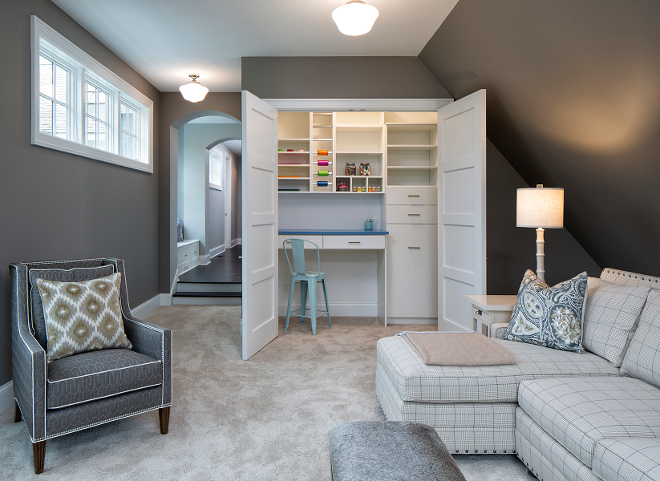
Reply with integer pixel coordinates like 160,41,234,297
278,229,389,235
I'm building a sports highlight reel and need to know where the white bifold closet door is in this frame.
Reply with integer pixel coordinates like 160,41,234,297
437,89,487,331
241,91,279,360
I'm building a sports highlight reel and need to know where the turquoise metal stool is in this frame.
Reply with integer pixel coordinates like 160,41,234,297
283,238,331,335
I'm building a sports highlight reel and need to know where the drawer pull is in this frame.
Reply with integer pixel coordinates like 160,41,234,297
475,309,482,316
408,194,420,198
408,246,421,249
348,241,361,244
407,213,421,216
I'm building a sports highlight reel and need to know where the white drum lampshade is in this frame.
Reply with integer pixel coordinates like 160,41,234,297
332,1,379,36
516,184,564,281
179,74,209,103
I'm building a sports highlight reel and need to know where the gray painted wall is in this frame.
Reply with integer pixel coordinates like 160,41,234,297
0,0,160,386
419,0,660,278
158,93,242,292
241,57,450,99
486,141,601,292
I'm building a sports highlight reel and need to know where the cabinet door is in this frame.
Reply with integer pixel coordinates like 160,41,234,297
387,224,438,318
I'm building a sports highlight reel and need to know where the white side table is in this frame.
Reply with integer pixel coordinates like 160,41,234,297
465,295,517,338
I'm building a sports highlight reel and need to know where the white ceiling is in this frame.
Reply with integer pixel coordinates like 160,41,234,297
50,0,459,92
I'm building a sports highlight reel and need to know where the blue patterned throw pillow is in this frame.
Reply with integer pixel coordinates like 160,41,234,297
505,270,588,352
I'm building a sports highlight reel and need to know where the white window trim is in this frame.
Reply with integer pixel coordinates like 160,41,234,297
31,15,153,173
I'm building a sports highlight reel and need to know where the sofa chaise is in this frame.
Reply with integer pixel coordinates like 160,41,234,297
376,268,660,481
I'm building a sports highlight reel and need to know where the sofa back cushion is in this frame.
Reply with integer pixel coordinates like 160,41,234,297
621,289,660,388
582,277,650,367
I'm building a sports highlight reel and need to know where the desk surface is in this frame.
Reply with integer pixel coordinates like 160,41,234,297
465,294,517,311
278,229,389,235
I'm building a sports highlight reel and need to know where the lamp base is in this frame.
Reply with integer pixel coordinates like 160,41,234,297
536,228,545,281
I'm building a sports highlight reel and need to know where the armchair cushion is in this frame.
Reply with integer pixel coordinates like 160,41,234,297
29,265,115,350
47,348,162,409
36,273,132,362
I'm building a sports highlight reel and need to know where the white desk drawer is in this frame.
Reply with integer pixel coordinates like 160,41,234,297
387,205,437,224
278,235,323,249
322,235,386,250
386,186,437,205
177,245,191,266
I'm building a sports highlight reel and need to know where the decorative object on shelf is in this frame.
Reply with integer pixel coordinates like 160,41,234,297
365,217,375,230
179,74,209,103
361,186,367,192
176,217,184,242
346,163,356,175
314,171,332,176
377,186,381,192
353,187,358,192
315,181,329,187
332,0,379,36
287,149,294,152
337,180,348,192
318,149,329,155
360,162,371,176
315,160,331,166
516,184,564,281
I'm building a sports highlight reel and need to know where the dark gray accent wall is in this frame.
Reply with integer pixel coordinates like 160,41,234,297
0,0,161,386
241,57,450,99
486,141,600,292
158,93,241,292
420,0,660,278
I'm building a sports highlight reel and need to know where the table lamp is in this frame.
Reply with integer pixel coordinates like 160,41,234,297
516,184,564,281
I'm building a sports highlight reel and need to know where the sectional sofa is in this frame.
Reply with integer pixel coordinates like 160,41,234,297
376,268,660,481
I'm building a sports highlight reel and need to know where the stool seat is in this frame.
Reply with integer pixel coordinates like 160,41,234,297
328,421,466,481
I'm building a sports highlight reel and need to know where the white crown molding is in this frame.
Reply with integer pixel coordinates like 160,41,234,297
263,98,453,112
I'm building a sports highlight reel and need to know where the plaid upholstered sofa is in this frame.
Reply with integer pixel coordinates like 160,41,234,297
376,268,660,481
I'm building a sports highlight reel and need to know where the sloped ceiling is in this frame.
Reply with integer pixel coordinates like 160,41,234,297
419,0,660,277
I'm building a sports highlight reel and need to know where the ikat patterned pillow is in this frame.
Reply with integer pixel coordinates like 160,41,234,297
35,273,132,362
505,270,588,352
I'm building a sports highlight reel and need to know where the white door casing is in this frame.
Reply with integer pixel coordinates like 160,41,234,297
225,151,232,249
437,89,487,331
241,91,278,360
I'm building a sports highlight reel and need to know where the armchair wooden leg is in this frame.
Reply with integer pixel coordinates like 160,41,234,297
159,407,170,435
14,401,21,423
33,441,46,475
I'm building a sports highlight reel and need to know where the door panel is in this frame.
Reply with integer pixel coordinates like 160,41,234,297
437,90,486,331
241,91,278,360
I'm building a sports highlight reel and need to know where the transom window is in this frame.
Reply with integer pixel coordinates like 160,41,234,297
209,148,224,191
31,16,153,173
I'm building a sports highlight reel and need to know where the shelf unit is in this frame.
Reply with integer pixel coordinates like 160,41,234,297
386,122,438,187
277,111,440,192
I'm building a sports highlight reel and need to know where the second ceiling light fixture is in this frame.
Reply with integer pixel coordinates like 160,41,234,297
332,0,379,36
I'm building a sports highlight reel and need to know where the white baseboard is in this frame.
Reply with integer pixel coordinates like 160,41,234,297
0,381,14,415
387,317,437,325
131,293,171,319
278,302,378,317
209,244,225,258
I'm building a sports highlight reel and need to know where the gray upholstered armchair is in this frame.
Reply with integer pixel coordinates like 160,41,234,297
10,258,172,474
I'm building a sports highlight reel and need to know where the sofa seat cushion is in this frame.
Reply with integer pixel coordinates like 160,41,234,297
593,438,660,481
518,376,660,469
377,335,618,403
47,348,162,409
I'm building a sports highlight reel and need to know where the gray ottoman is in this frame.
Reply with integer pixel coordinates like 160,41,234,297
328,421,466,481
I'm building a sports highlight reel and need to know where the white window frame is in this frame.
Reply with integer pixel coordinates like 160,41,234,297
209,147,224,191
31,15,153,173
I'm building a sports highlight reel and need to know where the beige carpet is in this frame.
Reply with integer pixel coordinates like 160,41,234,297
0,306,532,480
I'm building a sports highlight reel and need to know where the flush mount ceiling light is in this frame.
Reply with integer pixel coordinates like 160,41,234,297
179,74,209,103
332,0,379,36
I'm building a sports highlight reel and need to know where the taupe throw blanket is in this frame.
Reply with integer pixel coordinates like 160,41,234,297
402,332,515,366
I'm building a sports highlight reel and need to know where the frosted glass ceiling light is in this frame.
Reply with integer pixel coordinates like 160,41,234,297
179,74,209,103
332,1,379,36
